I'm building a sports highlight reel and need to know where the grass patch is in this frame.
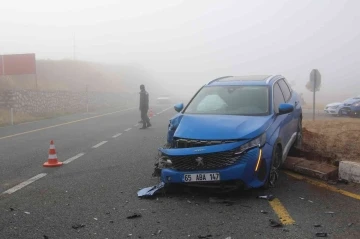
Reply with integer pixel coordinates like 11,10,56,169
301,118,360,163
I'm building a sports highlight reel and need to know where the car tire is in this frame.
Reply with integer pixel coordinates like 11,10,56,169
293,118,303,149
262,144,282,189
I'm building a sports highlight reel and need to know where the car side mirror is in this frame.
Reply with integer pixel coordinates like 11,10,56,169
174,103,184,113
278,103,294,115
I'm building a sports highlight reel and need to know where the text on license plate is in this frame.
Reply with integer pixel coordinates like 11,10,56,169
183,173,220,182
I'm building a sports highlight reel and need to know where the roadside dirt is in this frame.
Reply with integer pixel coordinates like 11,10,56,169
295,118,360,164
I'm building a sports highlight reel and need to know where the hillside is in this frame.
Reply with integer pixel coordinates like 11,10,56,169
0,60,167,96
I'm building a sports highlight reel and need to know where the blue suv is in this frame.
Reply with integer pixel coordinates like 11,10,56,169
155,75,302,190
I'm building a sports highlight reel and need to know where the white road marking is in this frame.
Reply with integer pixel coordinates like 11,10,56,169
92,141,108,148
112,133,123,138
124,128,132,132
63,153,85,164
1,173,47,195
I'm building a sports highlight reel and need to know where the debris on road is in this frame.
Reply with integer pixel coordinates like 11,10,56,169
337,178,349,184
93,218,98,221
315,232,328,237
24,211,30,215
260,210,268,214
198,234,212,238
327,180,337,185
137,182,165,198
348,223,353,227
126,213,142,219
314,224,322,227
72,224,85,230
209,197,235,206
152,230,163,236
9,207,15,211
269,219,283,228
308,200,314,203
299,197,305,200
43,235,49,239
325,211,335,214
257,195,275,201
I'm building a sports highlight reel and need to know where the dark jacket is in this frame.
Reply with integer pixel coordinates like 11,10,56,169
139,90,149,110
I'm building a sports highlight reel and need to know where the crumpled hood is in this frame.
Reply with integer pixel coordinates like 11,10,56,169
172,114,273,140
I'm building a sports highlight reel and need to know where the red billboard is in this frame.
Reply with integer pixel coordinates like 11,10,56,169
0,53,36,76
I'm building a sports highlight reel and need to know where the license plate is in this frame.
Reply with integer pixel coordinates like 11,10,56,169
183,173,220,182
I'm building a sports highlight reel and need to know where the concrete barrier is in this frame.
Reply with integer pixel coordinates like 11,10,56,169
339,161,360,184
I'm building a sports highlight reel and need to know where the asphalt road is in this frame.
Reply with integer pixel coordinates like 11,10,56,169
0,107,359,239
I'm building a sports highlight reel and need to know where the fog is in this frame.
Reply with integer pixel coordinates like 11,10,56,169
1,0,359,105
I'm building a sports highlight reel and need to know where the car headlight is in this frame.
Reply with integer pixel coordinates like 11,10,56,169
234,133,266,155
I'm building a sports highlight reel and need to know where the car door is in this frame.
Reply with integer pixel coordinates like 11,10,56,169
277,79,298,136
273,82,291,147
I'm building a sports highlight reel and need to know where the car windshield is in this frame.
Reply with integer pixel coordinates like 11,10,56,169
184,85,270,116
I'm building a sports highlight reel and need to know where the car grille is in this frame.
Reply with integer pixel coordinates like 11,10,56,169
174,138,236,148
166,148,258,171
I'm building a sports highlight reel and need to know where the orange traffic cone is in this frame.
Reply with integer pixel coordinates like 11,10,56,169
43,140,63,167
148,108,154,117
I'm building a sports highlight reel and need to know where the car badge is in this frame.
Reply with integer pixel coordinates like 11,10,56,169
195,157,204,166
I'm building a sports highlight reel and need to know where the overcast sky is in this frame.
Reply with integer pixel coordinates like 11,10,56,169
1,0,359,102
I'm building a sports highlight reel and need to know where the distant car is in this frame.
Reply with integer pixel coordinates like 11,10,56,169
157,96,171,104
324,96,360,116
323,102,344,116
155,75,303,191
349,100,360,117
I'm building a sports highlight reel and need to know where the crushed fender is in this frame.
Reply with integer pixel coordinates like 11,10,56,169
137,182,165,198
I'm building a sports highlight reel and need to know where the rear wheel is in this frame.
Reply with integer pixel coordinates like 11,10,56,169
262,145,282,189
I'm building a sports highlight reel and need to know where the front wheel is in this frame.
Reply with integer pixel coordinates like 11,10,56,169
293,118,303,149
262,145,282,189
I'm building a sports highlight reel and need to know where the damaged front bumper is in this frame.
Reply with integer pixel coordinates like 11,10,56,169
154,142,273,189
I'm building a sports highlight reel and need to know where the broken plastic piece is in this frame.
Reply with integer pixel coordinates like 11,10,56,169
315,232,328,237
269,219,283,227
198,235,212,238
72,224,85,230
126,213,142,219
257,195,275,201
137,182,165,198
260,210,268,214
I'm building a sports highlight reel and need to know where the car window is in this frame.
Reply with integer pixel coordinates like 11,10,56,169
278,79,291,102
196,94,227,112
273,83,285,113
184,85,270,116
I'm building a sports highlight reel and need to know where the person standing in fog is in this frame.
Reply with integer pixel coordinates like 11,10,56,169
139,84,151,129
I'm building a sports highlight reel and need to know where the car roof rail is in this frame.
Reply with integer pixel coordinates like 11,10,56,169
208,76,233,85
265,75,283,84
